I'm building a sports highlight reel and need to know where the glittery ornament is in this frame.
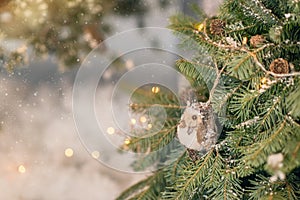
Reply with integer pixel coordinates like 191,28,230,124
177,101,219,153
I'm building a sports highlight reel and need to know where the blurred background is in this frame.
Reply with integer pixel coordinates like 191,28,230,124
0,0,221,199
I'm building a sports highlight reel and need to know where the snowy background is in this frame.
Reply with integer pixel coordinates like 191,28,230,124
0,0,221,199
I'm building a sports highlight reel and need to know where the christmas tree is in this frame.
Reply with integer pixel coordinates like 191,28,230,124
117,0,300,199
0,0,153,71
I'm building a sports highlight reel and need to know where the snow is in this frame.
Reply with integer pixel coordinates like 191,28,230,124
0,71,145,200
0,0,224,199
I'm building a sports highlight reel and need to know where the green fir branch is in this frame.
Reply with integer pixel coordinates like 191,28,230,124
243,119,288,167
287,78,300,119
116,170,165,200
247,174,299,200
162,150,215,199
120,1,300,199
207,171,243,200
176,59,217,91
222,0,279,34
128,124,178,153
203,151,223,188
282,117,300,173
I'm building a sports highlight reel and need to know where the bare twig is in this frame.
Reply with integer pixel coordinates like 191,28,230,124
207,61,227,104
250,52,300,77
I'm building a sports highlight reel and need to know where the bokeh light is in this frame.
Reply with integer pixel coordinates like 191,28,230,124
64,148,74,157
151,86,160,94
18,165,26,174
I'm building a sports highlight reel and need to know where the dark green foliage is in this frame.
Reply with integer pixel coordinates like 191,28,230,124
114,0,147,15
2,0,166,70
246,174,300,200
117,0,300,199
116,170,167,200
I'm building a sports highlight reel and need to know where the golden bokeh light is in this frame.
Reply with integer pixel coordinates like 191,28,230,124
18,165,26,173
124,138,131,145
261,77,268,84
91,151,100,159
140,116,147,123
106,127,115,135
195,23,204,31
130,118,136,125
151,86,160,94
242,37,248,45
64,148,74,157
147,123,153,129
125,59,134,69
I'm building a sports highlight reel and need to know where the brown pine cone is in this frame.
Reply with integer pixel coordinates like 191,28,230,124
250,35,265,47
210,19,225,35
269,58,289,74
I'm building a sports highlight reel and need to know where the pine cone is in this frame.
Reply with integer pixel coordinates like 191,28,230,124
187,149,200,162
250,35,265,47
210,19,225,35
269,58,289,74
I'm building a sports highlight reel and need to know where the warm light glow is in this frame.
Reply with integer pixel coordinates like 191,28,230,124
18,165,26,173
261,77,268,84
91,151,100,159
65,148,74,157
140,116,147,123
130,118,136,125
125,59,134,69
124,138,131,145
106,127,115,135
147,124,153,129
195,23,204,31
151,86,160,94
242,37,248,45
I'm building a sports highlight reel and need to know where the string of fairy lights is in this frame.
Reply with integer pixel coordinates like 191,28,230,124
106,85,161,148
